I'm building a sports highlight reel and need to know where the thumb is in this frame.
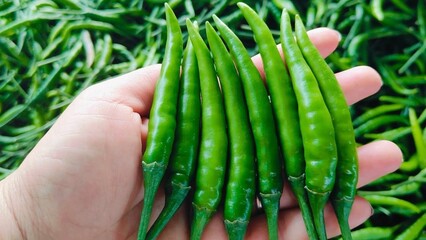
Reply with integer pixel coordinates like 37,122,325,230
80,64,162,117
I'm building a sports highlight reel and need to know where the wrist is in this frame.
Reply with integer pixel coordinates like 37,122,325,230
0,174,25,240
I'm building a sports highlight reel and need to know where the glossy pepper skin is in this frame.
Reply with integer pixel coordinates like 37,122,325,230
137,3,183,240
280,11,338,240
294,15,359,240
212,14,283,240
205,21,256,240
238,3,317,240
145,28,201,240
186,19,228,240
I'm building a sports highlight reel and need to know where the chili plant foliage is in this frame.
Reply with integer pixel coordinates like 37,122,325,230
1,0,425,239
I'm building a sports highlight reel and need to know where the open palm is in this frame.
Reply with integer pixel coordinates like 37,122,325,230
0,28,402,240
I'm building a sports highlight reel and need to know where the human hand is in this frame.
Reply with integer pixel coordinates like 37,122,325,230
0,27,402,240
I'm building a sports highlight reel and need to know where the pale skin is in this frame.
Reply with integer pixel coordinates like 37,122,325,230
0,28,402,240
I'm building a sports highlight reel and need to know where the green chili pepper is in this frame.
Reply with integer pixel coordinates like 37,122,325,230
281,12,338,240
62,40,83,68
367,173,408,187
379,95,425,108
0,105,27,129
293,13,359,240
355,115,408,138
205,21,256,240
196,0,228,24
347,28,401,63
395,75,426,86
364,195,421,215
409,108,426,169
238,3,316,239
378,62,418,95
212,14,283,240
271,0,299,15
348,227,394,240
371,0,385,21
352,104,405,127
60,0,82,10
359,182,420,197
418,0,426,38
145,28,201,240
267,2,283,24
0,37,29,65
137,4,183,240
398,42,426,74
0,50,70,128
186,19,228,240
79,34,113,91
395,212,426,240
364,126,411,141
399,154,420,173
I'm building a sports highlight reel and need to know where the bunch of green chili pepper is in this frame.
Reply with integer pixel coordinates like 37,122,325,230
237,3,317,239
1,0,425,238
292,13,358,240
138,3,360,240
145,22,201,240
280,9,338,240
205,21,256,240
137,3,183,240
212,12,283,240
186,18,228,240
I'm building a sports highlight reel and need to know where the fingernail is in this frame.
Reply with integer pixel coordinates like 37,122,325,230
370,205,375,216
335,30,342,42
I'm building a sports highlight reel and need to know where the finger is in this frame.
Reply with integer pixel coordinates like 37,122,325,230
324,196,373,238
80,64,162,117
275,140,402,209
246,196,372,240
336,66,383,105
140,117,150,153
133,181,191,240
252,27,341,79
157,201,191,239
158,203,228,240
356,140,403,188
120,202,144,240
200,211,228,240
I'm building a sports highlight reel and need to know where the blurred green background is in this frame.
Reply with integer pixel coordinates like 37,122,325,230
1,0,425,239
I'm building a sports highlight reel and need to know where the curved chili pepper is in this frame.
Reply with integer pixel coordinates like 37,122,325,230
145,26,201,240
395,212,426,240
238,3,317,239
186,19,228,240
363,195,421,214
205,21,256,240
281,10,338,240
137,4,183,240
212,14,283,240
294,14,359,239
351,227,394,239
